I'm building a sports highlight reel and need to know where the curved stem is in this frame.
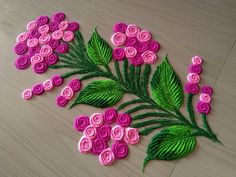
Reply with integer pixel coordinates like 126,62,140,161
187,94,197,127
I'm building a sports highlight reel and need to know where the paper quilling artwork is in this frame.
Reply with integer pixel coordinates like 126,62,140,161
13,12,220,172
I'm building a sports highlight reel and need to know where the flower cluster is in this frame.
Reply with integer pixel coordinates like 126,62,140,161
22,74,64,100
196,86,213,114
56,78,82,107
184,56,203,94
22,74,81,107
14,12,79,74
111,22,160,66
74,108,140,165
184,56,214,114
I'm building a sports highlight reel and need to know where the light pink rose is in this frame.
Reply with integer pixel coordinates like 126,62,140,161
125,24,140,37
27,38,39,48
192,56,203,65
124,47,137,58
51,30,64,40
63,31,74,42
30,54,44,64
137,30,152,42
38,24,50,35
40,45,53,57
39,34,51,45
16,32,28,42
99,148,115,166
27,20,38,31
199,93,211,103
59,21,69,30
187,73,200,83
110,125,124,141
89,113,104,127
22,88,33,100
142,50,157,64
42,79,53,91
61,86,74,100
124,127,140,145
78,136,92,153
83,125,97,139
111,32,126,46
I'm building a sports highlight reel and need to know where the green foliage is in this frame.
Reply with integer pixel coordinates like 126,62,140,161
70,80,124,108
143,125,196,171
151,56,183,110
87,29,112,65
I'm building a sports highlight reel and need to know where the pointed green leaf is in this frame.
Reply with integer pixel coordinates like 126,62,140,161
151,56,183,110
87,29,112,65
70,80,124,108
143,125,196,171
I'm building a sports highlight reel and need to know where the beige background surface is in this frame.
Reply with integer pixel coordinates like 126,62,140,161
1,0,236,177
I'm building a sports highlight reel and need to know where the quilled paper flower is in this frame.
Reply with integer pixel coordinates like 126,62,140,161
32,83,44,95
69,79,82,92
110,125,124,141
56,43,69,53
67,22,80,31
196,102,211,114
112,48,125,61
99,148,115,165
16,32,28,42
36,16,49,26
142,50,157,64
137,30,152,42
90,113,104,127
83,125,97,139
103,108,118,124
78,136,93,153
22,88,33,100
97,125,112,141
192,55,203,65
112,141,129,159
61,86,74,99
117,113,131,127
188,64,202,74
113,22,127,33
44,54,58,66
74,115,90,132
14,42,28,55
56,95,68,107
124,127,140,145
129,54,144,66
201,86,213,95
124,46,137,58
33,62,48,74
187,73,200,83
30,54,44,64
199,93,211,103
51,74,64,86
15,55,31,70
111,32,126,46
27,21,38,31
125,24,140,37
92,138,108,155
53,12,66,22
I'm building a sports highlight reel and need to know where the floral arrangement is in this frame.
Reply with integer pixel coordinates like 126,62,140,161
13,12,220,172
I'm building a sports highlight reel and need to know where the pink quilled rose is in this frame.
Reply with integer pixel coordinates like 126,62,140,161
110,125,124,141
78,136,92,154
89,113,104,127
74,115,90,132
99,148,115,166
124,127,140,145
112,141,129,159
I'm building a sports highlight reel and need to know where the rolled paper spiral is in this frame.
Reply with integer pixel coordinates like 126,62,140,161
97,125,112,141
99,148,115,166
89,113,104,127
103,108,118,124
112,141,129,159
92,138,108,155
74,115,90,132
78,136,92,154
117,113,131,127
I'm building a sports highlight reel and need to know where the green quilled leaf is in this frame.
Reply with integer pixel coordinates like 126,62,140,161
70,80,124,108
143,125,196,171
87,28,112,65
151,56,183,110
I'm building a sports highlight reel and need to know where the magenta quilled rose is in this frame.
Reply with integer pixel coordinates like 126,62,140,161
67,22,80,32
49,21,59,32
129,54,144,66
184,82,199,94
53,12,66,22
113,22,127,33
36,16,49,26
28,30,40,39
201,86,213,95
33,61,48,74
44,54,58,66
48,39,60,49
188,64,202,74
32,83,44,95
112,141,129,159
124,37,137,47
112,48,125,61
117,113,131,127
15,55,30,70
148,40,160,52
104,108,118,124
92,138,108,155
51,74,64,86
196,101,211,114
29,46,40,56
14,42,28,55
56,95,68,107
135,41,148,53
74,115,90,132
69,79,81,92
97,125,112,141
56,43,69,53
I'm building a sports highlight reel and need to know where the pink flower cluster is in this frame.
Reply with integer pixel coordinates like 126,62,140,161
22,75,81,107
111,22,160,66
184,56,214,114
56,78,82,107
22,74,64,100
74,108,140,166
196,86,213,114
14,12,79,74
184,56,203,94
